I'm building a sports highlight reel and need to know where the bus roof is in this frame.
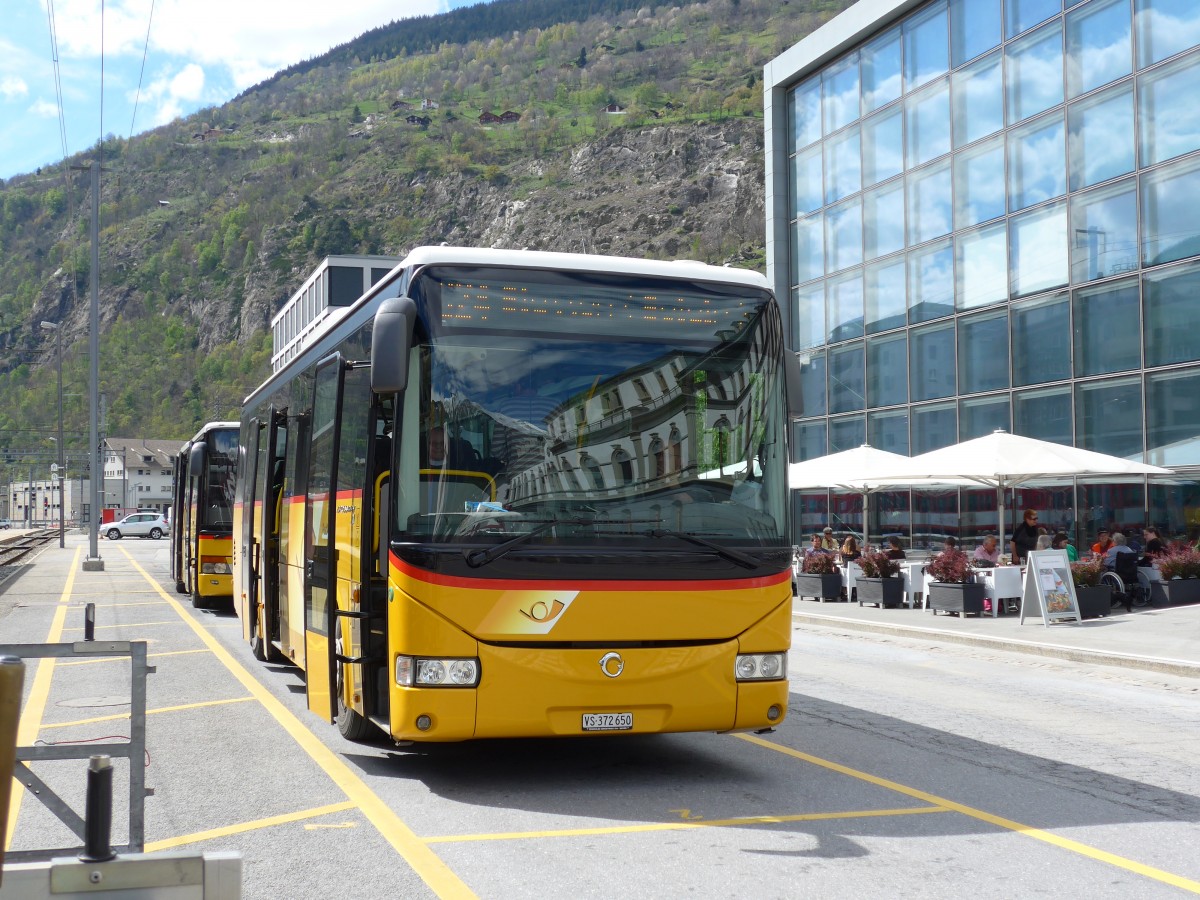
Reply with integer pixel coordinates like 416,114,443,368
185,422,240,446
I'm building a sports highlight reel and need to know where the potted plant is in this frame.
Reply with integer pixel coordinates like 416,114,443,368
794,552,843,602
924,548,986,616
855,550,905,608
1070,557,1110,618
1149,546,1200,606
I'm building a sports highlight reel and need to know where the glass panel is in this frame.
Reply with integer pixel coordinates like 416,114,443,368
830,415,867,452
824,55,861,134
906,78,951,167
1147,367,1200,466
1010,201,1069,297
830,343,865,413
1007,22,1065,124
1135,0,1200,68
1008,0,1062,39
951,0,1002,67
825,126,862,204
868,409,910,455
1011,291,1071,386
1014,385,1073,443
906,160,953,245
1067,83,1134,191
1141,155,1200,267
793,283,825,350
960,394,1011,438
1066,0,1133,98
958,309,1010,393
862,108,904,186
914,484,959,547
865,256,907,333
910,321,957,401
953,136,1005,229
792,213,824,285
790,78,822,151
956,222,1008,309
952,51,1004,147
792,144,823,216
864,182,906,260
1073,277,1141,376
1079,481,1144,544
798,349,827,417
793,422,828,463
1148,481,1200,544
1144,259,1200,367
905,2,950,91
1009,114,1066,211
827,271,865,343
1075,376,1144,458
825,197,863,273
1070,179,1137,283
908,239,956,323
1139,51,1200,167
867,332,908,408
794,490,829,545
863,27,903,113
912,403,958,454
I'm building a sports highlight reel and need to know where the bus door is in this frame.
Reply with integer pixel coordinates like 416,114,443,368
304,357,345,722
254,408,287,660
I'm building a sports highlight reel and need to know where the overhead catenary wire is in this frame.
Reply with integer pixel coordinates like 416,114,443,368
128,0,158,140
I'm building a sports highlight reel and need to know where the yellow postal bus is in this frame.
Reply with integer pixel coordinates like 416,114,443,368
171,422,239,608
234,247,801,743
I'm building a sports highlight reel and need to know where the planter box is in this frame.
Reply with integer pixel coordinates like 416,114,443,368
1150,577,1200,607
857,576,905,608
927,581,986,616
1074,584,1112,619
794,571,843,602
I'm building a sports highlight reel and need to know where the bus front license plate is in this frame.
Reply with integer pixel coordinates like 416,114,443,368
582,712,633,732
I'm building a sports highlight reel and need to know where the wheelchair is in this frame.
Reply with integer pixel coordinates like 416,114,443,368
1099,551,1150,609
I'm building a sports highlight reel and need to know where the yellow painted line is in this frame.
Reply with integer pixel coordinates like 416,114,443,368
738,733,1200,895
5,546,81,851
41,696,256,730
118,547,477,899
69,600,172,608
60,648,211,667
62,621,178,631
424,805,949,844
144,801,358,852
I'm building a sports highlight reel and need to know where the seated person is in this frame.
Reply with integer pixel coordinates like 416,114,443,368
804,533,830,558
884,536,906,560
1036,534,1053,551
1091,528,1113,557
972,535,1000,565
1140,526,1165,566
1103,532,1137,570
840,536,861,562
941,536,958,553
820,527,838,551
1052,531,1078,562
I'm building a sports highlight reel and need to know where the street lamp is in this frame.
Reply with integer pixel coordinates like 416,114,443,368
40,321,65,548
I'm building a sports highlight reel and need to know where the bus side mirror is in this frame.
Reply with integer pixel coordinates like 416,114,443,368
371,297,418,394
188,441,207,473
785,351,804,419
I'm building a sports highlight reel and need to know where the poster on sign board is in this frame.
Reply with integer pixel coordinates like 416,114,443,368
1020,549,1081,627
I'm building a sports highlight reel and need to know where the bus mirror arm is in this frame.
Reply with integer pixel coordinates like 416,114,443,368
784,351,804,419
371,296,418,394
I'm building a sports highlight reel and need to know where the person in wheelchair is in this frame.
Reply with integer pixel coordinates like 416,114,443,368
1100,534,1150,610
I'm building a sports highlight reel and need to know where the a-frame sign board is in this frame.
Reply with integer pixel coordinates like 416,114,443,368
1020,549,1082,627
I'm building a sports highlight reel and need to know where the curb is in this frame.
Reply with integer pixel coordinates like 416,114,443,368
793,610,1200,680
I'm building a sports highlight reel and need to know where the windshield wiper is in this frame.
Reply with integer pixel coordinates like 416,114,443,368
643,529,760,569
463,517,596,568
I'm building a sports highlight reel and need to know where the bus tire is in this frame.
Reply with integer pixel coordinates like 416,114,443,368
249,608,279,662
191,589,209,610
335,656,377,742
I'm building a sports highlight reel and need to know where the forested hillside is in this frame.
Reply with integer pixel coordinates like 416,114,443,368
0,0,850,460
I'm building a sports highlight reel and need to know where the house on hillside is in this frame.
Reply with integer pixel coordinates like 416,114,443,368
603,103,627,115
498,110,522,124
390,99,413,110
421,99,439,110
405,115,433,126
478,111,502,124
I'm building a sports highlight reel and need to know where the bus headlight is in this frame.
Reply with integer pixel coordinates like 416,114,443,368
199,558,231,575
735,653,787,681
395,655,480,687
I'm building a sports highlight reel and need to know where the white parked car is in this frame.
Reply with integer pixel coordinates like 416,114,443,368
104,512,168,540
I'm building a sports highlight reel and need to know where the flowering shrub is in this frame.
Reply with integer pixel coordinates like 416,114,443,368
858,550,901,578
924,547,972,584
1070,558,1105,587
1156,546,1200,580
801,552,837,575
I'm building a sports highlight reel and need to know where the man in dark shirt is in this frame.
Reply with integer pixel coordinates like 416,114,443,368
1009,509,1040,563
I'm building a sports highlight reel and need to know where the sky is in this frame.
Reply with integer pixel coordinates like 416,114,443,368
0,0,480,180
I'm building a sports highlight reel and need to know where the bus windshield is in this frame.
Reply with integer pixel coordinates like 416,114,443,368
203,427,238,530
393,267,789,559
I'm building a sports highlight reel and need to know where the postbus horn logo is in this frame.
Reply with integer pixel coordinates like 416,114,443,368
599,652,624,678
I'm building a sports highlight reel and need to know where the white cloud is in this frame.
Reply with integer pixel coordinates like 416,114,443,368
135,62,205,127
29,98,59,117
1,76,29,100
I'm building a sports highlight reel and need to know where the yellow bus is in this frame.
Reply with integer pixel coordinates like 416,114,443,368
171,422,239,608
234,247,801,743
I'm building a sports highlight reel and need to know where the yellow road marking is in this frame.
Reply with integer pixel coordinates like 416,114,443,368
41,696,256,730
68,601,173,608
144,801,358,852
5,546,80,851
305,821,359,830
424,806,948,844
62,621,178,631
60,648,211,667
118,548,477,899
738,733,1200,895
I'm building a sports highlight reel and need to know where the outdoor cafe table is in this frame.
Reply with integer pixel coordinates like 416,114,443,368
839,560,926,608
972,565,1024,617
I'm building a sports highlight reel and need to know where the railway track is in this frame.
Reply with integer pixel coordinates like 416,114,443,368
0,530,59,568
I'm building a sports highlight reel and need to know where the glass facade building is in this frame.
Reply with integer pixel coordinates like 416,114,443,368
765,0,1200,548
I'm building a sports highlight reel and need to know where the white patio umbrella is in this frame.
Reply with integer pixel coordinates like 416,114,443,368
856,430,1174,548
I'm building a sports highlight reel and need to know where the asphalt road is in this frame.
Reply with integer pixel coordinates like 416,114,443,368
2,536,1199,898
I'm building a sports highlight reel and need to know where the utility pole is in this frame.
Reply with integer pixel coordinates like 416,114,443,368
76,161,104,571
